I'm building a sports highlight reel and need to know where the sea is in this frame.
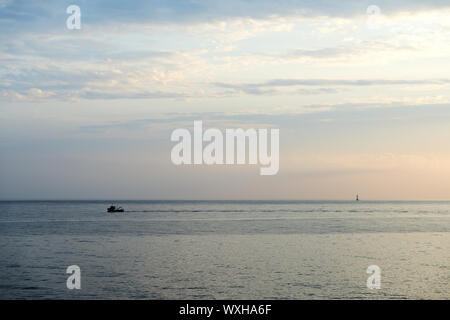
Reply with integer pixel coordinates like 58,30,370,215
0,200,448,299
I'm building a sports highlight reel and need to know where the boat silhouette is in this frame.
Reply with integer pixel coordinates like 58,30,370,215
107,205,124,212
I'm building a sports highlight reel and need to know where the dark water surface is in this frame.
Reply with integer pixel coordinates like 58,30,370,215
0,201,449,299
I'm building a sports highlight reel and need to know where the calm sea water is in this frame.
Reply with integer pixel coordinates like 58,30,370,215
0,200,449,299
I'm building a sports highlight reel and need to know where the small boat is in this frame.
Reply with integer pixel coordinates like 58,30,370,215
107,205,124,212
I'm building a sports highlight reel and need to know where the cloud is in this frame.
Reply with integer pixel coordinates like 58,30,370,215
213,78,450,96
1,2,450,102
3,71,449,101
213,84,341,96
78,100,450,133
0,88,189,102
2,1,450,34
78,107,332,133
0,43,205,101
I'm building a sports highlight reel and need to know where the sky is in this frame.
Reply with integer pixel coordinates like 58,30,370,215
0,0,450,200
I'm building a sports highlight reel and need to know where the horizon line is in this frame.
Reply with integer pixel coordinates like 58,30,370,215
1,199,450,202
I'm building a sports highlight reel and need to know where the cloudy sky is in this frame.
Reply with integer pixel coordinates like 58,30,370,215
1,0,450,199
